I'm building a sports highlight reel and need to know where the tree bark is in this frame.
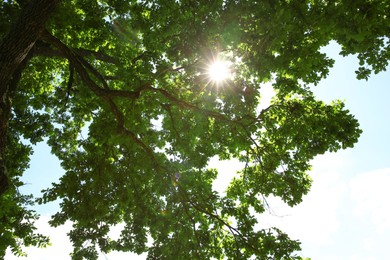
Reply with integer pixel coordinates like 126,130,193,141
0,0,60,196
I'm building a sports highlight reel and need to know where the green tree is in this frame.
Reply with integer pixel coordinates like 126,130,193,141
0,0,388,259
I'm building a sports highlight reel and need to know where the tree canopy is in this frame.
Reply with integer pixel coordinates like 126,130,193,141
0,0,389,259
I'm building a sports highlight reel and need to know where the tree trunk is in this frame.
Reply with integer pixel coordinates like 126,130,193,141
0,0,60,196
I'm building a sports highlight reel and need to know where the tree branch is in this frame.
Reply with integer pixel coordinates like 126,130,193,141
32,41,120,65
39,31,268,173
40,30,155,160
0,0,60,196
179,188,261,255
146,86,231,122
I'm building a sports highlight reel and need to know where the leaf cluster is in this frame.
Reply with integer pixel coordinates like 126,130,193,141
1,0,388,258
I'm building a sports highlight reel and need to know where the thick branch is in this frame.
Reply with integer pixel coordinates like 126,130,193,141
0,0,60,196
32,43,119,64
0,0,60,94
41,31,108,97
41,31,155,159
105,97,155,159
41,31,143,100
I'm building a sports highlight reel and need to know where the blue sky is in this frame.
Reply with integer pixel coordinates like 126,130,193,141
5,42,390,259
272,42,390,259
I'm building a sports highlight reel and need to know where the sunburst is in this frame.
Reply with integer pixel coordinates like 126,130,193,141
207,58,232,85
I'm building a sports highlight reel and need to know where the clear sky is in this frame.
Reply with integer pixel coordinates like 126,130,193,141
5,42,390,259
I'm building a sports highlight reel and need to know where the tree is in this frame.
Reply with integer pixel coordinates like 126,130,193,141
0,0,388,258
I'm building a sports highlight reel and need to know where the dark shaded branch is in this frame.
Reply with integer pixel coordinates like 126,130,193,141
161,103,183,142
75,49,119,64
131,51,150,64
105,97,155,159
0,0,60,196
0,0,60,92
32,42,119,64
103,75,121,81
41,30,155,160
41,31,146,100
146,86,231,122
0,52,33,196
0,168,7,196
40,30,106,97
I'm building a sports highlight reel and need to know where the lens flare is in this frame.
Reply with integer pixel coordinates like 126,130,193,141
207,59,231,83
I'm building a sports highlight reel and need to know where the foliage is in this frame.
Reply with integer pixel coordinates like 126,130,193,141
1,0,389,258
0,130,50,258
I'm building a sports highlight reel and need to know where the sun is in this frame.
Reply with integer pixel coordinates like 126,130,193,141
207,59,231,84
